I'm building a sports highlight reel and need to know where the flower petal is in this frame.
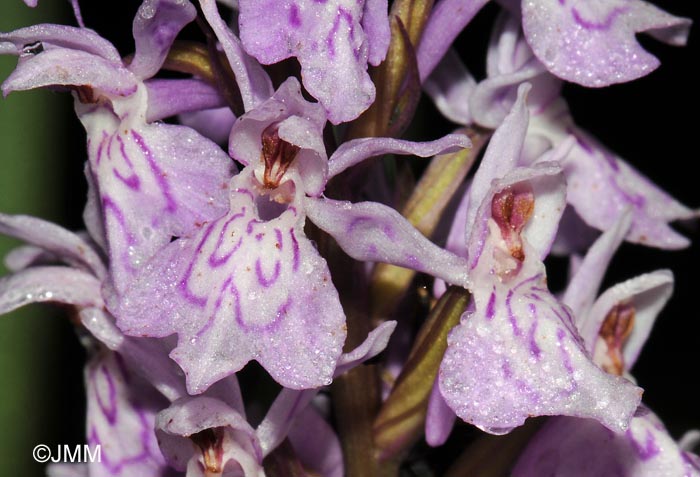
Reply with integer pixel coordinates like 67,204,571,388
304,196,470,288
328,133,470,179
145,78,226,122
425,380,456,446
116,170,345,393
0,266,102,314
288,406,344,477
238,0,387,123
198,0,274,112
513,412,700,477
85,351,170,477
129,0,197,80
522,0,692,87
424,48,477,126
80,96,234,293
0,213,105,278
156,396,264,476
562,211,632,317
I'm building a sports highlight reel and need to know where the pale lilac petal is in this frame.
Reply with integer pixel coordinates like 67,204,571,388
304,197,470,288
256,321,395,456
416,0,490,81
238,0,386,123
80,308,187,402
145,79,226,122
156,396,264,476
0,213,105,278
129,0,197,80
116,170,345,393
80,100,234,293
522,0,692,87
23,0,39,7
2,48,137,97
562,211,633,317
0,266,102,314
513,412,700,477
424,49,477,126
425,380,456,447
0,24,121,62
362,0,391,65
464,84,531,237
179,107,236,145
199,0,274,111
3,245,48,272
440,267,642,434
228,78,327,195
85,351,170,477
585,270,674,369
328,133,470,179
288,406,344,477
563,132,697,249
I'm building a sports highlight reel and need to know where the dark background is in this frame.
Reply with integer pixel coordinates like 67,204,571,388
0,0,697,475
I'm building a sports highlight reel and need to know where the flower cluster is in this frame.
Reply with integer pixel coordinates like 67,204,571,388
0,0,698,475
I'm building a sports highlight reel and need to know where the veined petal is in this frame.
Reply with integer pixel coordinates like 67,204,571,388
116,170,345,393
156,396,264,477
0,213,106,278
328,133,470,179
522,0,692,87
198,0,274,112
80,94,234,293
129,0,197,80
85,351,170,477
304,197,470,288
513,412,700,477
238,0,387,123
0,266,102,314
439,265,642,434
0,24,121,62
562,211,632,317
585,270,674,371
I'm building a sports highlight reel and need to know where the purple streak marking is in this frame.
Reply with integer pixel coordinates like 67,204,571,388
290,229,300,272
571,6,627,31
506,290,522,337
94,363,118,425
527,305,541,359
485,290,496,320
131,130,177,213
178,223,218,307
208,210,246,267
289,4,302,28
628,429,660,460
256,259,282,287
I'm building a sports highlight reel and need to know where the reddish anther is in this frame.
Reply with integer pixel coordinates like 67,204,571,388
191,427,225,474
491,186,535,261
598,303,636,376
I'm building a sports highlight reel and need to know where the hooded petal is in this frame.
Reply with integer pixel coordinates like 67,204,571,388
116,169,346,393
304,196,470,288
423,48,477,126
85,351,170,477
129,0,197,80
513,412,700,477
80,88,234,293
522,0,691,87
238,0,389,123
156,396,264,477
585,270,674,372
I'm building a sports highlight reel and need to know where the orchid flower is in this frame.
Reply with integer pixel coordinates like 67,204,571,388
425,10,698,250
114,76,471,394
512,214,700,476
417,0,691,87
237,0,390,124
0,0,238,294
427,86,642,443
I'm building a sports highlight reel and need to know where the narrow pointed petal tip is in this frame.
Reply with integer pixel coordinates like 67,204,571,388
522,0,692,87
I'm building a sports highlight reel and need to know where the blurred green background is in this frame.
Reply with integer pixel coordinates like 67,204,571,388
0,2,84,476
